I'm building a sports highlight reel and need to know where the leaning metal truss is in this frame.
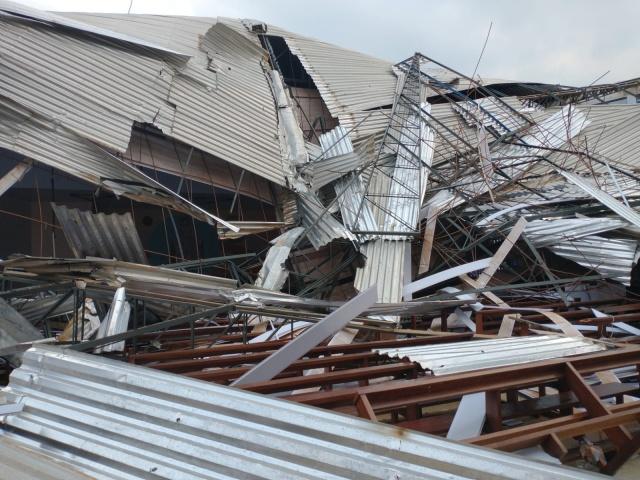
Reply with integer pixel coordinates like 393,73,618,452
354,54,427,236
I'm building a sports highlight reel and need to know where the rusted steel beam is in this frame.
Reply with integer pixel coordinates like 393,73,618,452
183,352,381,381
285,347,640,411
355,394,377,421
479,407,640,452
564,362,632,448
467,402,640,447
239,363,417,394
131,333,473,363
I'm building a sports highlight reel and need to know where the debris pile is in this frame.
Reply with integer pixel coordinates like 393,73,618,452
1,1,640,477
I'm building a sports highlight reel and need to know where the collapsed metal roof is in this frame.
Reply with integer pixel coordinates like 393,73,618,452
0,346,600,480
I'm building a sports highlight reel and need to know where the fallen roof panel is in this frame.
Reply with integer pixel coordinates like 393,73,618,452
0,346,601,479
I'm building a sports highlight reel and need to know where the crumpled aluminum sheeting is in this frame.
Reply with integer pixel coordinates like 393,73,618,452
377,335,606,376
524,217,628,248
51,204,147,264
297,192,356,249
0,346,599,480
547,235,639,286
254,227,305,291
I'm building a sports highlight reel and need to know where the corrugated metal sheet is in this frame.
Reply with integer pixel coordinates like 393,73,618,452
0,1,189,56
0,16,175,153
381,100,434,234
559,170,640,228
354,240,408,304
268,26,397,122
0,257,239,301
1,10,287,187
0,346,598,480
51,204,147,264
297,192,356,249
548,235,639,285
377,335,607,375
452,97,531,135
524,217,628,248
61,11,217,56
309,151,363,190
168,23,286,186
334,173,378,236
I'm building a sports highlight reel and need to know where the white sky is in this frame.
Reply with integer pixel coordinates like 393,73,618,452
15,0,640,86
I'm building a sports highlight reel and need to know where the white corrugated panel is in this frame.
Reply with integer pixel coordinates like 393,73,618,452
377,335,607,375
524,217,628,247
0,18,175,152
0,1,189,56
168,23,285,186
548,235,639,285
267,26,397,121
61,11,217,55
0,346,597,479
354,239,408,304
297,192,356,249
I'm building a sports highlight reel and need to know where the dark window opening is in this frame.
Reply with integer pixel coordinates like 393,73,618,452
261,35,315,89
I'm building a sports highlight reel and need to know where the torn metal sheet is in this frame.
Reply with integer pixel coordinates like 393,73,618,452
547,235,639,286
403,258,492,300
0,159,31,197
333,173,378,237
447,392,486,441
51,204,147,264
297,192,356,249
218,221,286,240
254,227,305,291
559,170,640,228
269,70,308,190
94,287,130,353
452,97,528,135
525,217,628,248
232,285,378,386
377,336,606,376
425,106,589,214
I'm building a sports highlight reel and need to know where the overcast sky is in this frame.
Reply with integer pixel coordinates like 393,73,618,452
17,0,640,86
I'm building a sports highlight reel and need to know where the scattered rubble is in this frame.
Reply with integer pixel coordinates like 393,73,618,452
1,1,640,477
